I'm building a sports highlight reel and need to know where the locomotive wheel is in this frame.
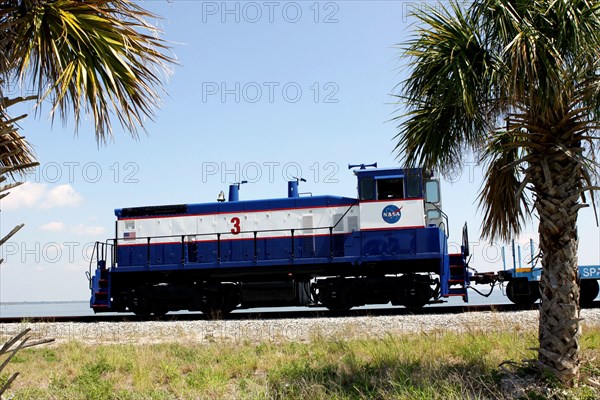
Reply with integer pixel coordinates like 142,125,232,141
128,296,168,317
131,304,168,317
323,299,352,312
200,289,239,319
201,306,228,319
506,281,540,305
318,286,352,312
400,287,429,309
130,306,151,317
580,280,599,305
129,295,151,317
201,301,237,319
151,307,168,318
397,275,432,309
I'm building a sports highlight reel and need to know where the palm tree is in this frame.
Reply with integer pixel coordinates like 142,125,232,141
395,0,600,386
0,0,174,251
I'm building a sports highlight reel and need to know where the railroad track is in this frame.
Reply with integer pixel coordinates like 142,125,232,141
2,301,598,324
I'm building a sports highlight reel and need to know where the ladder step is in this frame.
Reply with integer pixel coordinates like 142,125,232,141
94,292,108,300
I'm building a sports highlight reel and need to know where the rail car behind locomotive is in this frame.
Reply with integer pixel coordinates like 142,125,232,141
89,165,473,315
498,240,600,306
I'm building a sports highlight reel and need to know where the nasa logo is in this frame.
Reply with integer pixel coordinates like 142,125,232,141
382,205,402,224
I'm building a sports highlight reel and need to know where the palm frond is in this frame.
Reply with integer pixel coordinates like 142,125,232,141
473,0,600,118
395,1,497,173
0,109,38,179
7,0,176,143
478,130,531,240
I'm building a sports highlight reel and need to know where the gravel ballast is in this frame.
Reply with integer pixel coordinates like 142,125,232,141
2,309,600,345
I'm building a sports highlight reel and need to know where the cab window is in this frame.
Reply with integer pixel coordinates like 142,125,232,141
405,173,422,198
377,178,404,200
425,180,441,203
359,178,375,200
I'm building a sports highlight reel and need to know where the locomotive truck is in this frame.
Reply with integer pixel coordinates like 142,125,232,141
88,164,599,315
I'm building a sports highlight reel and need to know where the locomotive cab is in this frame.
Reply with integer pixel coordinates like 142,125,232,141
355,168,418,201
354,167,444,233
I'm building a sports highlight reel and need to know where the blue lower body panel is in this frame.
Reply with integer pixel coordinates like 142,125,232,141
91,227,456,313
117,234,348,269
114,227,448,276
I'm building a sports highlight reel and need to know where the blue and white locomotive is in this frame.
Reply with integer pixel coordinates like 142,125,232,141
88,164,473,315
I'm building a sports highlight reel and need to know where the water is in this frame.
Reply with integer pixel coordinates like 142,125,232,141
0,301,96,318
0,285,512,318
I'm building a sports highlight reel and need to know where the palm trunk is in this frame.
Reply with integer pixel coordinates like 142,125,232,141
530,151,582,386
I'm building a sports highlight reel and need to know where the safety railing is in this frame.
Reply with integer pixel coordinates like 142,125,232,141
108,224,348,269
86,241,115,286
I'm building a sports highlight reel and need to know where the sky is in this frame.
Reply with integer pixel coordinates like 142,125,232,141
1,1,599,302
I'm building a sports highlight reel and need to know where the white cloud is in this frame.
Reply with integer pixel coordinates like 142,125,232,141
1,183,85,211
40,184,83,209
1,182,46,210
39,221,105,236
40,221,66,232
71,224,106,236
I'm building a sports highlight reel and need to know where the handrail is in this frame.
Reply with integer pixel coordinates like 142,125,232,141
88,242,98,281
426,201,449,236
110,224,339,243
88,241,116,269
107,224,345,269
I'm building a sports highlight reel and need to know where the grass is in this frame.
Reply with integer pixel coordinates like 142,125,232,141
2,327,600,399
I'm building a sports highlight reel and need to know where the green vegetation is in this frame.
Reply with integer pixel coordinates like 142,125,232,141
3,327,600,399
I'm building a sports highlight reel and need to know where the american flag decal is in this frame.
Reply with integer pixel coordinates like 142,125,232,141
124,231,136,239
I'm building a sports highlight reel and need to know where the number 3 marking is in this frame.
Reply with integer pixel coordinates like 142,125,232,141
230,217,241,235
